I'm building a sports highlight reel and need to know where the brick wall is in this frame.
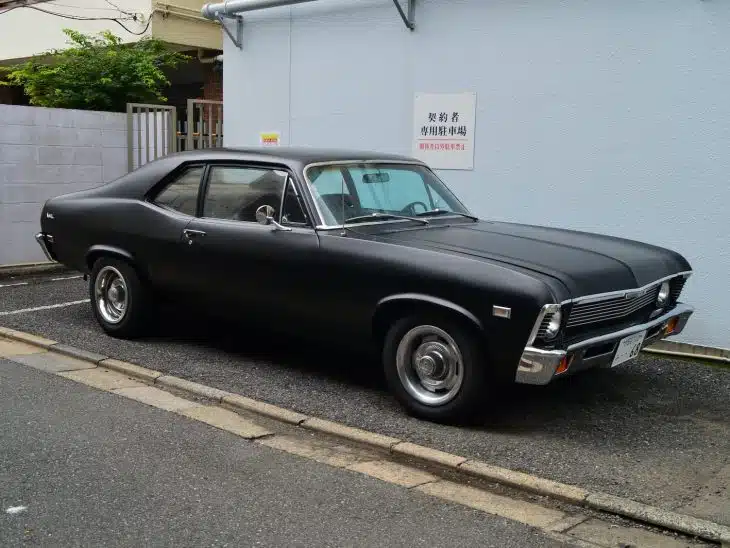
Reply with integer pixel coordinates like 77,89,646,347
201,64,223,140
202,64,222,102
0,105,128,265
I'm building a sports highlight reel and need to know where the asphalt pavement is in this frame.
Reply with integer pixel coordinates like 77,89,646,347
1,274,729,528
0,358,565,548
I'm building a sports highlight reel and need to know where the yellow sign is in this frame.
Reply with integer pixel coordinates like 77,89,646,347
259,131,280,146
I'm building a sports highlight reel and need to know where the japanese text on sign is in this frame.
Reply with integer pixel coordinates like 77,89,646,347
412,92,476,170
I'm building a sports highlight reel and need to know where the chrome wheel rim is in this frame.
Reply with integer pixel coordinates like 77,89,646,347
395,325,464,406
94,266,128,324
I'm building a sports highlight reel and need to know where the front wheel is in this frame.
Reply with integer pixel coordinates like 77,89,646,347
89,257,150,339
382,313,490,423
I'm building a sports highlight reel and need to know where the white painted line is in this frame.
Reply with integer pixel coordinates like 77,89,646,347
51,275,83,281
0,282,29,288
6,506,27,515
0,300,90,317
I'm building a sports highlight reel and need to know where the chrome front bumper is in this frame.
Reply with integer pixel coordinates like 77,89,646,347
515,303,694,385
35,232,56,261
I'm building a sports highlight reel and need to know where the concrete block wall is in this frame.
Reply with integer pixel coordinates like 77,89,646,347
0,105,129,265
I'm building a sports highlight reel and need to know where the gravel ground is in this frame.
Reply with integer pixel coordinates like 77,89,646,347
2,276,729,527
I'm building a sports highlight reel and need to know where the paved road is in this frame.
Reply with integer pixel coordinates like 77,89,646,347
0,358,564,548
1,275,729,528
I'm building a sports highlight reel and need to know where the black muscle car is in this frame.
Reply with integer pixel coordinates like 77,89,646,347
35,147,694,422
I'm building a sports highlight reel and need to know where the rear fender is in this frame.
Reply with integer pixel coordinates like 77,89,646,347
85,245,137,274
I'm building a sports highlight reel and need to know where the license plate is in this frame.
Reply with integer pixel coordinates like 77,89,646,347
611,330,646,367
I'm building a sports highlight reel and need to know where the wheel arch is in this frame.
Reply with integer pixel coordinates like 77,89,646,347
372,294,484,350
85,245,138,274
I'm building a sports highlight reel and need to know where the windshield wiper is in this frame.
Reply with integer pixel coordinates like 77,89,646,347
345,212,429,225
416,209,479,221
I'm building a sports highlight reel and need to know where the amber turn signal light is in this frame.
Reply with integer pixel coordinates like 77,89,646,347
556,355,572,375
665,317,679,335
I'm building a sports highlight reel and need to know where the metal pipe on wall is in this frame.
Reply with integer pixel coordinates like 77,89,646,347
201,0,320,19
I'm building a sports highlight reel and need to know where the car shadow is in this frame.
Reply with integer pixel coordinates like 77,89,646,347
134,304,710,434
142,304,387,391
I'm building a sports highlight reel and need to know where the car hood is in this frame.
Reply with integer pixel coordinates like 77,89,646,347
376,220,691,299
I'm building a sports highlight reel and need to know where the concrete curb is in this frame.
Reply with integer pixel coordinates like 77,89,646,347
301,417,400,451
222,394,309,426
0,261,72,279
458,460,589,505
99,358,162,382
643,347,730,366
642,339,730,366
1,326,729,544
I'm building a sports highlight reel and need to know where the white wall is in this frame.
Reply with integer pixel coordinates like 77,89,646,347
222,0,730,349
0,105,128,264
0,0,152,62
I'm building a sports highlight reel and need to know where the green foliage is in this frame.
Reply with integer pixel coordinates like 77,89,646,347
0,28,190,111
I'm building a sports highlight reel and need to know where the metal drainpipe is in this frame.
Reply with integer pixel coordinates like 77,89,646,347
201,0,320,19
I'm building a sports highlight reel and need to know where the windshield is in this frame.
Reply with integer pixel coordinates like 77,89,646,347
304,162,471,226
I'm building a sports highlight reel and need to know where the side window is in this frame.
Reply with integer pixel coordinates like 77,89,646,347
153,166,204,216
203,165,287,223
281,179,309,226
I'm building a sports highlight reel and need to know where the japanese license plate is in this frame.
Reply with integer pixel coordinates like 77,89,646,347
611,330,647,367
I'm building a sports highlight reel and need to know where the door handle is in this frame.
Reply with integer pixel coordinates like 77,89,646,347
183,228,206,244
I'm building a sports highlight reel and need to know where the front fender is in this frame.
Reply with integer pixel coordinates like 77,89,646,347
375,293,483,330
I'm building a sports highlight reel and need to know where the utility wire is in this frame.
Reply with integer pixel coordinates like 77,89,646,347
0,4,152,35
46,2,138,13
103,0,137,18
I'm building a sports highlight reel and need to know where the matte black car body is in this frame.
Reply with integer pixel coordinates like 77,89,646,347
35,147,695,420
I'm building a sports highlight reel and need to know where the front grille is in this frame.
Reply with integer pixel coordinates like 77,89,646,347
536,316,551,338
566,285,660,329
670,276,687,302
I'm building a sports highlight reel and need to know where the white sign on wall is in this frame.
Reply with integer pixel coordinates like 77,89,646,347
412,92,477,170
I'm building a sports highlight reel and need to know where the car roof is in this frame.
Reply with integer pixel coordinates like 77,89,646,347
162,146,425,167
86,146,429,200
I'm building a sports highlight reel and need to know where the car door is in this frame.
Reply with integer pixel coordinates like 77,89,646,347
132,163,204,297
181,162,320,327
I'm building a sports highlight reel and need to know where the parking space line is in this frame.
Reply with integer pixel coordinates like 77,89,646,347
0,282,29,288
51,275,83,281
0,299,90,317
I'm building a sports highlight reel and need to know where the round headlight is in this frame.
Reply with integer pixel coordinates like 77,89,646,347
544,309,562,339
657,281,670,307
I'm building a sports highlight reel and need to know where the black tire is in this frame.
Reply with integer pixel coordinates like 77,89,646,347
89,256,150,339
382,312,490,424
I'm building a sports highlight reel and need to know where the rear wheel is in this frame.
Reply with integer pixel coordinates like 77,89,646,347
382,312,489,423
89,257,150,339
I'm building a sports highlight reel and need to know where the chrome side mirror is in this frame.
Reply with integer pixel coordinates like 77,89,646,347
255,205,292,232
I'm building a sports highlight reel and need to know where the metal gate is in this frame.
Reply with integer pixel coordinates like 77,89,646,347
126,99,223,172
126,103,177,172
184,99,224,151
